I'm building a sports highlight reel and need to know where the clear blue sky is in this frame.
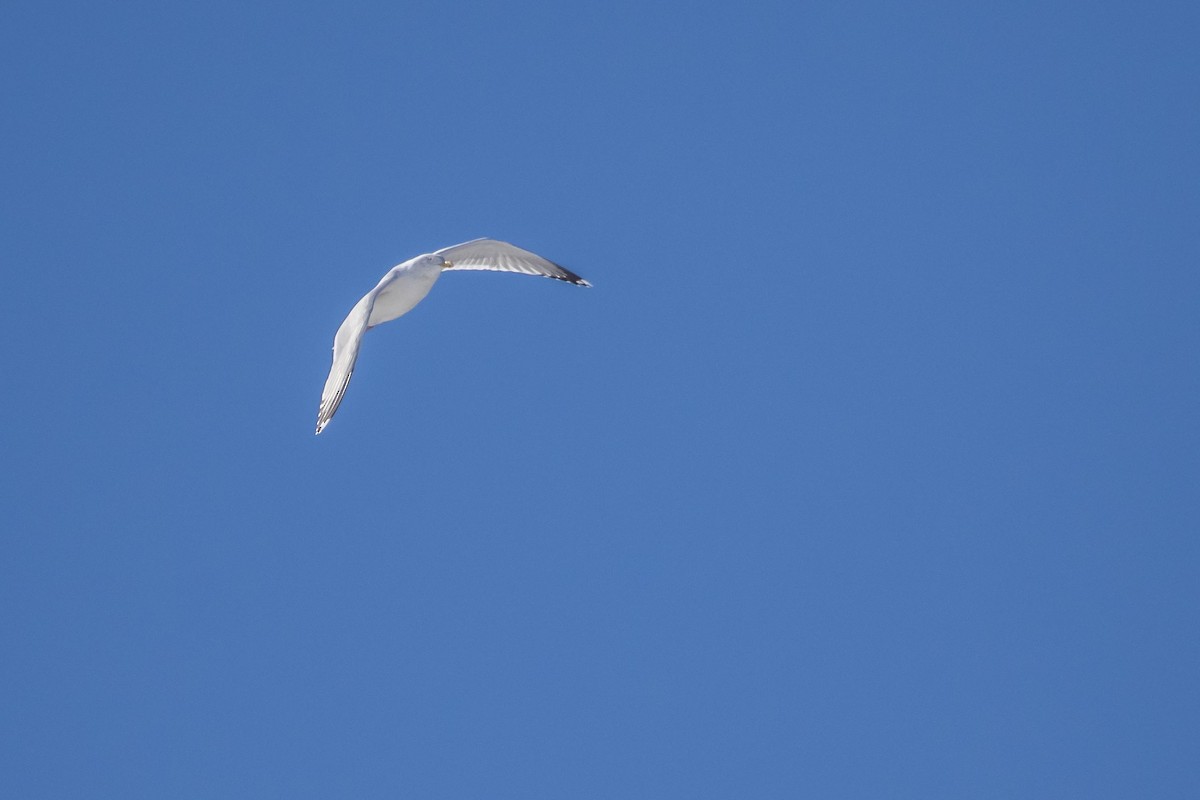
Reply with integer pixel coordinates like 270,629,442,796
2,1,1197,797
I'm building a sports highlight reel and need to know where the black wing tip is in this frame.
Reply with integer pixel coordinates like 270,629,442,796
315,370,354,435
545,260,591,287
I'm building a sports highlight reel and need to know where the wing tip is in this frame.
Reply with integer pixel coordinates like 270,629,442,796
554,269,592,287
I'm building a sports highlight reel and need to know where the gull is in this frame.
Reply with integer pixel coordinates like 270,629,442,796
316,238,590,434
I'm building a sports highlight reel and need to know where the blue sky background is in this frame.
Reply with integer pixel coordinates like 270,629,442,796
2,1,1197,797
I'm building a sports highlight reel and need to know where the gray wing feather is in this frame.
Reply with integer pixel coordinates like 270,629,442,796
436,239,591,286
316,292,374,434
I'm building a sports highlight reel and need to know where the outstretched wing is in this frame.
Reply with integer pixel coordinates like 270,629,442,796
436,239,591,286
316,292,374,434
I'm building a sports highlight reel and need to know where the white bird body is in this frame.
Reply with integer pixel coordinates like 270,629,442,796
316,238,589,434
368,254,444,326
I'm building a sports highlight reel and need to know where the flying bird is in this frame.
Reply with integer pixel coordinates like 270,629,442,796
316,238,590,434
